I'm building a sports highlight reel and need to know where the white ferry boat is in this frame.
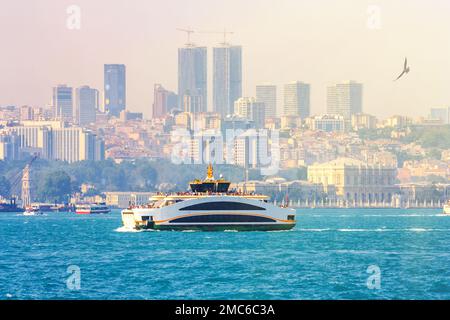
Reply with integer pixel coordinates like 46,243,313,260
121,165,296,231
444,201,450,215
75,203,110,214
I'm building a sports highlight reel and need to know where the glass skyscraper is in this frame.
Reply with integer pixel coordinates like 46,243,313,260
104,64,126,117
256,84,277,118
52,84,73,122
178,46,207,113
213,45,242,117
76,85,98,125
327,81,363,119
283,81,310,118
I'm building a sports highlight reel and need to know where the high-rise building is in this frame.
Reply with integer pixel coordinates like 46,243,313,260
429,107,450,124
183,95,203,114
283,81,310,118
153,84,166,118
178,46,207,113
20,106,34,121
52,85,73,122
234,97,265,129
227,129,269,169
153,84,178,118
0,133,20,160
256,84,277,118
104,64,126,117
75,86,98,125
52,128,104,163
327,81,363,119
213,45,242,117
6,123,104,162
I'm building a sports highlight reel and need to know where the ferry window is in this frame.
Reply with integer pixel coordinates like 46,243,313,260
287,215,295,221
170,214,275,223
179,201,266,211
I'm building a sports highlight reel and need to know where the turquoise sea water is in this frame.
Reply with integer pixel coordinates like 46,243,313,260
1,208,450,300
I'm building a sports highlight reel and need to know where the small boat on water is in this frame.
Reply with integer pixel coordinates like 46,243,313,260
23,205,43,216
121,165,296,231
444,201,450,215
75,202,110,214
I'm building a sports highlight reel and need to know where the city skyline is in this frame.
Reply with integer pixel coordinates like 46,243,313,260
1,0,450,119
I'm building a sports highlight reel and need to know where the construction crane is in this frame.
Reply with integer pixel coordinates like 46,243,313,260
176,27,195,46
198,28,234,45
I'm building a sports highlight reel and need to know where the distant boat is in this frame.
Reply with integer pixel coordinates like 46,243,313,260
23,205,43,216
75,203,110,214
0,198,24,213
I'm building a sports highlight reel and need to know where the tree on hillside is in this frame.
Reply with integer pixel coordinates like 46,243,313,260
36,170,72,203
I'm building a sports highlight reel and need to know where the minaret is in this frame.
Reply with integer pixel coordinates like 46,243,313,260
21,164,31,208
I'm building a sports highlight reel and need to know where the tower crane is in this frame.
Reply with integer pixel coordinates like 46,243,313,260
176,27,195,46
198,28,234,45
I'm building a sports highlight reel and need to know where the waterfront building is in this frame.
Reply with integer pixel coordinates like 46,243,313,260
75,86,98,125
256,84,277,119
52,85,73,122
327,81,362,119
178,46,207,113
104,64,126,117
283,81,310,118
234,97,265,129
213,45,242,117
105,192,154,208
307,157,397,203
233,179,327,202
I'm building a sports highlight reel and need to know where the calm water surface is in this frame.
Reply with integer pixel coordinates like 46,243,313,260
1,208,450,299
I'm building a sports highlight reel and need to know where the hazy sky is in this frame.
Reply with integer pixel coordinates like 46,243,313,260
1,0,450,118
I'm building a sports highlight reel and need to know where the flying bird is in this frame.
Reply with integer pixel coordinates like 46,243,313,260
394,57,410,81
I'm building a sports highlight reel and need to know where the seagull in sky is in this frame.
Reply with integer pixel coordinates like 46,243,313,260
394,57,410,81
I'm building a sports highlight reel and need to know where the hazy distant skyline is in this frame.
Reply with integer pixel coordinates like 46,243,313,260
1,0,450,118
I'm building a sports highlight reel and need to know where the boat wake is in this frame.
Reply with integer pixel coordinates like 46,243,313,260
298,227,448,232
114,226,143,233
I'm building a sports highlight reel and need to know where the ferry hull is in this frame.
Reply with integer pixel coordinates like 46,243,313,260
140,222,295,232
